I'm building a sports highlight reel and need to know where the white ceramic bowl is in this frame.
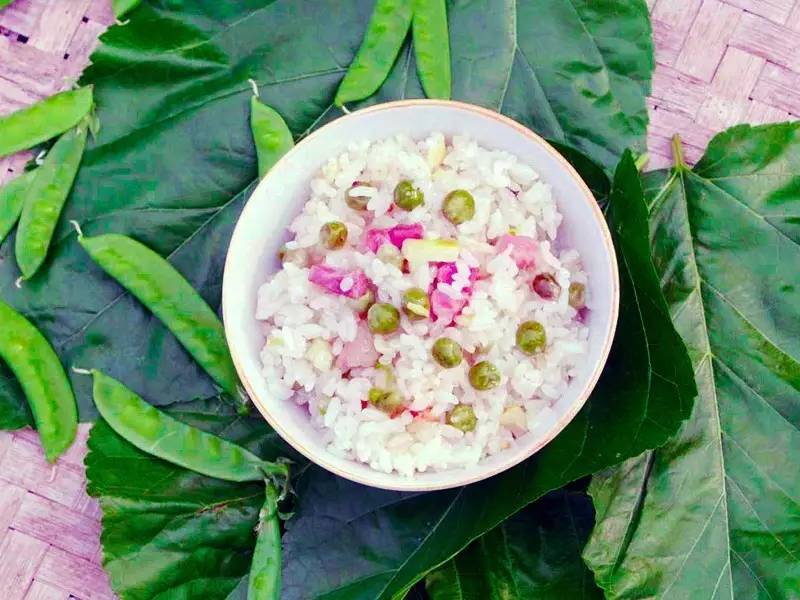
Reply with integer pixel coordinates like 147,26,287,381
223,100,619,492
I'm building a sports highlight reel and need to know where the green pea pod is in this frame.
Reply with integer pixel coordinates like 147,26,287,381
77,232,242,400
112,0,142,18
412,0,451,100
0,87,93,158
0,300,77,462
15,122,88,279
250,95,294,179
0,169,37,244
91,370,287,482
247,484,282,600
334,0,413,107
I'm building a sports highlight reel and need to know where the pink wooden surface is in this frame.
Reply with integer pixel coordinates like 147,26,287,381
1,0,799,597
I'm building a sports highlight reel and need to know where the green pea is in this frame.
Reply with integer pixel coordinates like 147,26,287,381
431,337,463,368
377,243,404,269
345,183,372,211
402,287,430,320
0,300,77,462
250,91,294,179
0,86,93,158
15,121,88,279
247,483,282,600
278,245,309,267
412,0,451,100
334,0,413,107
78,233,243,404
569,282,586,309
91,370,286,482
468,360,501,391
442,189,475,224
516,321,546,355
320,221,348,249
367,302,400,334
394,180,424,210
368,387,405,414
446,404,476,432
0,169,37,245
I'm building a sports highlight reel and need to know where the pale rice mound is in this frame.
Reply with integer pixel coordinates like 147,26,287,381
256,133,589,477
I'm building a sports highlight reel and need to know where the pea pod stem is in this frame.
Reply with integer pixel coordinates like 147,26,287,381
89,370,287,482
411,0,451,100
0,86,93,158
15,120,89,279
75,230,243,402
334,0,413,107
247,483,282,600
0,300,77,462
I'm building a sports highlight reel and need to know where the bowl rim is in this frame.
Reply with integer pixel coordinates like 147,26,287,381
222,98,620,491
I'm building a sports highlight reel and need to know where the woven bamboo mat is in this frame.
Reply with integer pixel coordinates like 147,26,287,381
0,1,799,598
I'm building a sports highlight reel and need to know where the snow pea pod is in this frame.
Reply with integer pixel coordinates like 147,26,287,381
247,483,282,600
412,0,451,99
15,121,88,279
90,370,287,482
77,232,242,400
0,169,37,244
112,0,142,18
250,91,294,178
334,0,413,107
0,300,77,462
0,86,93,158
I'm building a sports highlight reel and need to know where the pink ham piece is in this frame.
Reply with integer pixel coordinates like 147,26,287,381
308,264,369,299
365,223,424,252
430,289,466,325
335,321,379,371
494,234,538,269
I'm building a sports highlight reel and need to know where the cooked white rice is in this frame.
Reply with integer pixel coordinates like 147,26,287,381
255,133,589,477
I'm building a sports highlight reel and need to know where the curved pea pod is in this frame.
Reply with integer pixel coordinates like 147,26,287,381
15,121,88,279
412,0,451,100
0,169,37,244
77,232,243,400
0,87,93,158
112,0,143,18
250,95,294,179
334,0,413,107
0,300,77,462
91,370,287,482
247,484,282,600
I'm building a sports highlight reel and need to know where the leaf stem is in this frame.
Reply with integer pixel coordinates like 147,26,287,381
671,134,687,170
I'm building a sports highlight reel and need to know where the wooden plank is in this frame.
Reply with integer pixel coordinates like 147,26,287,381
696,46,765,129
674,0,742,81
35,547,114,600
0,530,49,600
24,580,70,600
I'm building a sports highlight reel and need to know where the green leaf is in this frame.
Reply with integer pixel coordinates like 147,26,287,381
0,0,651,421
425,486,602,600
584,124,800,598
86,396,296,600
278,152,695,599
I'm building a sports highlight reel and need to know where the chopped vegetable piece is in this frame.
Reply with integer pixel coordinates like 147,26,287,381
367,302,400,334
468,360,500,390
394,180,424,210
308,264,369,298
306,338,333,371
568,282,586,309
368,387,405,414
499,405,527,435
376,243,404,269
278,245,309,267
402,238,459,268
431,337,463,368
402,287,431,320
532,273,561,300
442,189,475,224
495,234,538,269
320,221,348,249
446,404,476,432
335,321,379,371
516,320,546,355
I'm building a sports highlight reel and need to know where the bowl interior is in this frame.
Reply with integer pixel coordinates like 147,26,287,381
223,100,618,491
